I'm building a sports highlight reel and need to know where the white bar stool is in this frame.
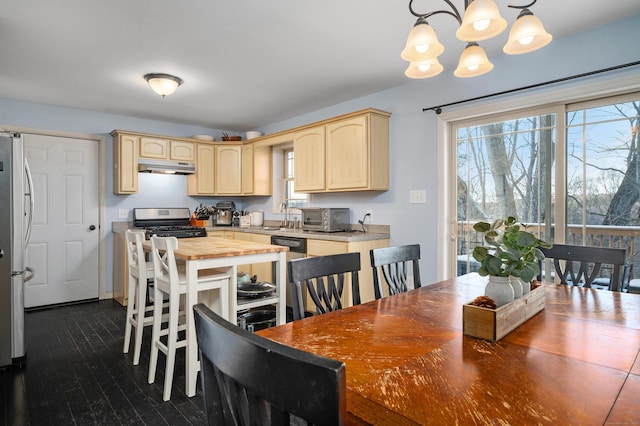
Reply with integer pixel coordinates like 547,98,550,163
123,230,157,365
147,235,230,401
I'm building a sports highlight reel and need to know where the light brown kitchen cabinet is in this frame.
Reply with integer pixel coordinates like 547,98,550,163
215,144,242,195
306,237,389,306
241,144,254,194
293,125,326,192
112,132,138,194
188,143,215,195
293,109,390,193
113,232,129,305
139,137,168,159
170,141,195,162
140,137,195,161
242,144,272,195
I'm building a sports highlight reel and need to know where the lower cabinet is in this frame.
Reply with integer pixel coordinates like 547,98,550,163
113,232,129,306
306,238,389,307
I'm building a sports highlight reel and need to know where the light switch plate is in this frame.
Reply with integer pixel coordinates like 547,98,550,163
410,190,427,204
118,209,129,219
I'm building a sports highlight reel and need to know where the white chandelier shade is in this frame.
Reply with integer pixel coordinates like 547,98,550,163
456,0,507,42
400,19,445,62
503,11,552,54
404,57,445,79
454,43,494,78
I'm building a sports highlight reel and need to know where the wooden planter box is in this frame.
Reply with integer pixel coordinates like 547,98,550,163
463,285,545,341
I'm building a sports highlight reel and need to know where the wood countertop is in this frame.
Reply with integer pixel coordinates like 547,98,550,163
141,236,288,260
258,274,640,425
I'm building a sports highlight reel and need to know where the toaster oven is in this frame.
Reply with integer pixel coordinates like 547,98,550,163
299,208,350,232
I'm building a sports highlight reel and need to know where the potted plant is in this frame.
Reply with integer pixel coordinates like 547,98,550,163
472,216,551,306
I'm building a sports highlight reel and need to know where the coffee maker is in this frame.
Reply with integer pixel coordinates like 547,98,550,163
214,201,235,226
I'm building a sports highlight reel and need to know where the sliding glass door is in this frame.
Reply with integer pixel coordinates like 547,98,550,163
454,107,557,276
563,94,640,283
452,92,640,285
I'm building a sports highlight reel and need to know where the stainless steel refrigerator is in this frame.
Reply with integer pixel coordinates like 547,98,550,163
0,132,34,367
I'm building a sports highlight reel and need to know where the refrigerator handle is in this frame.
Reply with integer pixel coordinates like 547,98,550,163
24,158,34,246
24,266,35,283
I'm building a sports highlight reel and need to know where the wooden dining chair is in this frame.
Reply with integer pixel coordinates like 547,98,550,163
193,303,346,426
539,243,627,292
370,244,421,299
147,236,230,401
123,230,157,365
288,252,361,321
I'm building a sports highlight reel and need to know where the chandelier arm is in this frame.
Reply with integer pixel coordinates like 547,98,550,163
408,0,462,24
508,0,537,10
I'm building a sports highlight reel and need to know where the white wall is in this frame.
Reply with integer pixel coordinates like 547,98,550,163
1,13,639,294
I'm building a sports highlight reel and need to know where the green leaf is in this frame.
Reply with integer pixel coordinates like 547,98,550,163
485,255,506,276
473,222,491,232
472,246,489,262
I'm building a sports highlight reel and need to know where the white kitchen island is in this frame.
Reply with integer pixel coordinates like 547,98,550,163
143,236,288,398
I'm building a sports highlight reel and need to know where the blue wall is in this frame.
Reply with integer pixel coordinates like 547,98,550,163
1,13,639,295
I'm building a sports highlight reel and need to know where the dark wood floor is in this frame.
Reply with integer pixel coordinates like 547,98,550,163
1,300,206,425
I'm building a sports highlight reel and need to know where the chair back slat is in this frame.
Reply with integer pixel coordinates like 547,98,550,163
193,303,346,426
125,230,147,281
150,236,180,292
288,253,361,320
370,244,421,299
540,244,626,291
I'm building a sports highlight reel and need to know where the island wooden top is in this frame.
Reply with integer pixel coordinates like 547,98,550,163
258,274,640,425
142,236,288,260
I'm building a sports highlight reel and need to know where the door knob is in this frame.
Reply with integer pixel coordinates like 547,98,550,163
0,249,3,258
89,225,96,231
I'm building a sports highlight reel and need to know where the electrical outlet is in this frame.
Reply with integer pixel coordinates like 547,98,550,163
118,209,129,219
366,210,373,222
409,190,427,204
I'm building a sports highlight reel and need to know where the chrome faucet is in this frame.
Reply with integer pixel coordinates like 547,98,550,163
280,202,290,228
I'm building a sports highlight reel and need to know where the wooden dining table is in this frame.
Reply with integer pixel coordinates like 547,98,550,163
143,236,288,398
258,273,640,425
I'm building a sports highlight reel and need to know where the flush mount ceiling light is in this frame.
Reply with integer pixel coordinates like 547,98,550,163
143,73,183,97
401,0,552,79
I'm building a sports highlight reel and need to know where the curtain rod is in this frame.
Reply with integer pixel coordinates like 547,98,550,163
422,60,640,114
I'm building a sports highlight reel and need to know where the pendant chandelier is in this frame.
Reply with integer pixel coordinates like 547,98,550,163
401,0,552,79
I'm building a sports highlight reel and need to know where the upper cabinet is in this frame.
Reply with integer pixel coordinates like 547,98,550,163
188,143,215,196
170,141,196,162
113,133,138,194
242,144,272,196
215,145,242,195
293,126,326,192
293,109,390,193
140,137,195,161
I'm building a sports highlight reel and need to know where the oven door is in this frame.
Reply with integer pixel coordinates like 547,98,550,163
300,208,323,231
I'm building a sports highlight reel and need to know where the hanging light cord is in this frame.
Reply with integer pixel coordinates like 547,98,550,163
408,0,537,24
422,60,640,114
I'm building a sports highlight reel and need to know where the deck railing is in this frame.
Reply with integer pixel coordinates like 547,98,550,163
457,221,640,280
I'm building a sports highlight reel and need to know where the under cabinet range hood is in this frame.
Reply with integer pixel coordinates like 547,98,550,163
138,158,196,175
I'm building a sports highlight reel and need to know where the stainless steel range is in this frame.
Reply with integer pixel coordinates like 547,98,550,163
133,207,207,239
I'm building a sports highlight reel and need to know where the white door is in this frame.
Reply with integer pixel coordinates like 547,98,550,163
23,134,100,307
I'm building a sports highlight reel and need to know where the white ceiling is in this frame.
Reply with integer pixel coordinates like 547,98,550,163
1,1,639,131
